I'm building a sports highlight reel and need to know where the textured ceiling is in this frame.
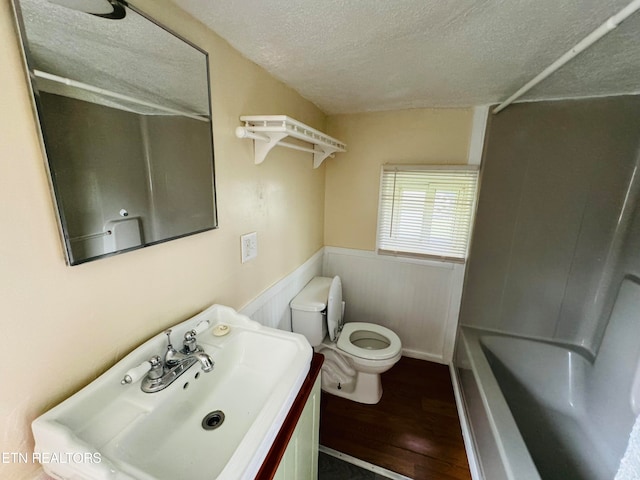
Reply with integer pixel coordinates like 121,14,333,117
172,0,640,114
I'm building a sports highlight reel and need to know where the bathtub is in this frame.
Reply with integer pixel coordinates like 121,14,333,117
453,278,640,480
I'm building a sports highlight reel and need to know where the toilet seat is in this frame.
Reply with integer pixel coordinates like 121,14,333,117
337,322,402,361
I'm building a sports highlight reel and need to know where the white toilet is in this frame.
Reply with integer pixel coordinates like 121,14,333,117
290,276,402,404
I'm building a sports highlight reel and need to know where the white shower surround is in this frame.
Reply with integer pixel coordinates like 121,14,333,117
453,277,640,479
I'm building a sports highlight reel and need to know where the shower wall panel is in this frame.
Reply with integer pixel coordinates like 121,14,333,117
460,96,640,352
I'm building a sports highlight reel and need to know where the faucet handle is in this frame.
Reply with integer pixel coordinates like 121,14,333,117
183,330,198,353
164,329,174,349
147,355,164,380
121,355,162,384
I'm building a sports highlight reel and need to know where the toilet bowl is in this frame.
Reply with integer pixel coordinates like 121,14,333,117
290,276,402,404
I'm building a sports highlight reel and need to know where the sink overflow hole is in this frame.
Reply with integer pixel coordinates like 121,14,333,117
202,410,225,430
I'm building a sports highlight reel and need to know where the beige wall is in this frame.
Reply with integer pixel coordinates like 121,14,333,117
0,1,325,478
324,109,474,250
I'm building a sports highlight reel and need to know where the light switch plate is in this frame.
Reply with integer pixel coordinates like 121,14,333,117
241,232,257,263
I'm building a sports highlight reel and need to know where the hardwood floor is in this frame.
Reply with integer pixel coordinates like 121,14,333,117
319,357,472,480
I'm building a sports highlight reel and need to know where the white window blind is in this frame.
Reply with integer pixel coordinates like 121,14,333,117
377,165,479,262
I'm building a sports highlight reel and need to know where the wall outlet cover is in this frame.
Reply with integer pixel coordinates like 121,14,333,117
241,232,257,263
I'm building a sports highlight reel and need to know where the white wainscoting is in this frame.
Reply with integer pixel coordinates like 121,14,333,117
240,246,465,364
240,248,324,331
323,247,465,364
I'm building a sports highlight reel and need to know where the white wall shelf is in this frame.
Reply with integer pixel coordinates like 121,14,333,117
235,115,346,168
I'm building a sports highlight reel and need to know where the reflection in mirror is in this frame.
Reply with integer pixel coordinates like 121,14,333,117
13,0,217,265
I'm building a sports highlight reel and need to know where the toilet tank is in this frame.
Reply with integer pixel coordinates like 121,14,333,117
290,277,333,347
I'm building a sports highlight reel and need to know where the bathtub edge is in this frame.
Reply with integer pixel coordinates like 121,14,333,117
457,327,541,480
450,362,484,480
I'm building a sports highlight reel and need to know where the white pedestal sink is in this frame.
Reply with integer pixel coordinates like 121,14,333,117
32,304,312,480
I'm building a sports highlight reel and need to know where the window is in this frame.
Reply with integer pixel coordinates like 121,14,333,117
377,165,479,262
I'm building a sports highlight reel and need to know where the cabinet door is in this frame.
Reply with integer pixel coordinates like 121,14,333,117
273,376,321,480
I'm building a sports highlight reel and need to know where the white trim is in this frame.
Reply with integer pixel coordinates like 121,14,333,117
468,106,489,166
240,248,323,317
442,263,466,364
324,246,455,270
402,347,444,364
449,364,484,480
239,248,323,331
249,246,464,364
319,445,413,480
324,246,464,362
376,166,388,257
383,164,479,171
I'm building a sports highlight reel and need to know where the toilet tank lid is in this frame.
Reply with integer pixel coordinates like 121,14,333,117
290,276,333,312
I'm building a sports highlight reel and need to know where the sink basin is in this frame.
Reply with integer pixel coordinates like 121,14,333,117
32,304,312,480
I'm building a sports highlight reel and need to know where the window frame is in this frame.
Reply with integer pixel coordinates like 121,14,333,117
376,164,479,263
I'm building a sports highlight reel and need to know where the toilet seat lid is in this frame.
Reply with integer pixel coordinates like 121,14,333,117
327,276,343,342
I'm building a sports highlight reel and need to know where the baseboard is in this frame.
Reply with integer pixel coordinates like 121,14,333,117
449,363,483,480
402,348,445,364
323,245,455,269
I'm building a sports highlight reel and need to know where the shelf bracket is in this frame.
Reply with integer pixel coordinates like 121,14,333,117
255,132,288,165
313,145,338,169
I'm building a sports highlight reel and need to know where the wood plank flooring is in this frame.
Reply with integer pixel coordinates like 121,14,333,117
319,357,472,480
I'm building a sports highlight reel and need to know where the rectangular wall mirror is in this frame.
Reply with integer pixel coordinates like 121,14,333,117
13,0,218,265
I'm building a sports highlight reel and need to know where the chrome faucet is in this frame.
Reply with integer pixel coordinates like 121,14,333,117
164,329,214,370
141,328,214,393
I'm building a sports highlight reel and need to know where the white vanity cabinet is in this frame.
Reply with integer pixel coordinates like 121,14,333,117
273,374,321,480
256,352,323,480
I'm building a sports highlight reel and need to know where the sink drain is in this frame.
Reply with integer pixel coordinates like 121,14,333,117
202,410,225,430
